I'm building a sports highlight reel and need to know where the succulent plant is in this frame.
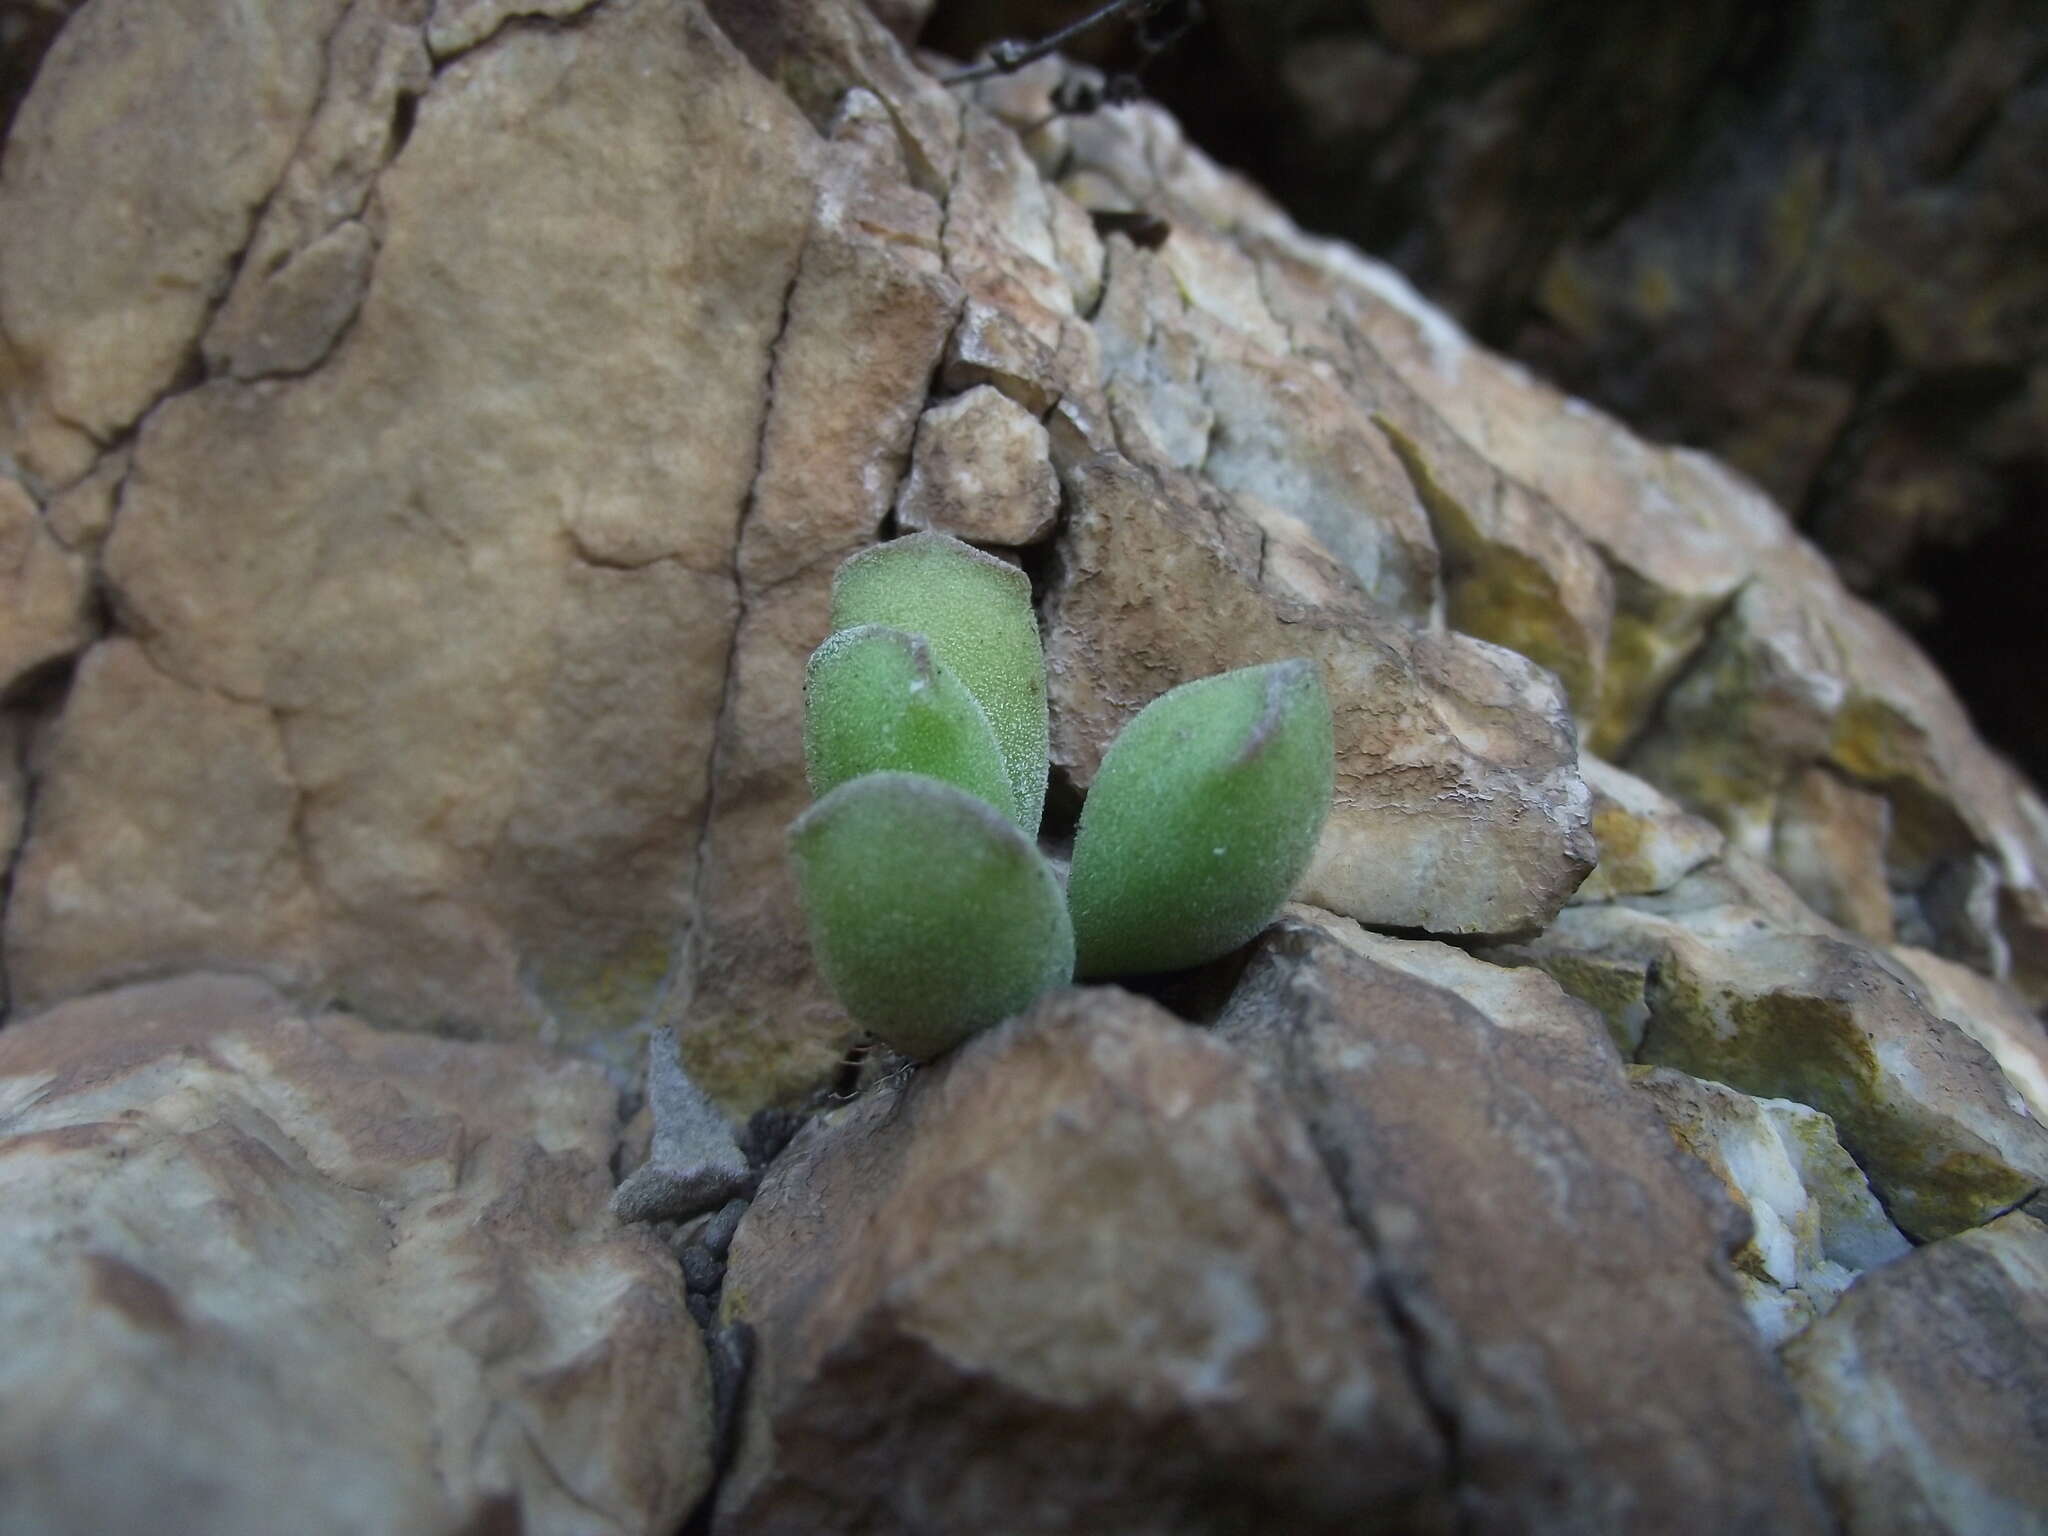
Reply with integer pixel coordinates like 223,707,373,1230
789,532,1334,1061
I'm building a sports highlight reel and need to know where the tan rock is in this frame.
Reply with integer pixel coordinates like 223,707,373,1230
675,566,853,1116
737,103,959,590
0,476,92,690
1217,916,1832,1534
41,444,124,554
895,384,1059,545
1576,754,1724,901
0,973,711,1536
1640,927,2048,1241
1248,232,1613,718
1047,451,1593,937
12,2,816,1057
0,0,353,477
202,0,431,380
719,986,1453,1534
1773,765,1897,943
1784,1210,2048,1536
4,639,322,1006
1892,945,2048,1122
426,0,596,60
1634,1066,1908,1345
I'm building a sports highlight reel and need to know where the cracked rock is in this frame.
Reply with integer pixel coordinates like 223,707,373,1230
895,384,1059,545
1640,926,2048,1241
1784,1209,2048,1536
1634,1066,1908,1346
0,477,92,691
1046,450,1593,937
718,985,1451,1534
611,1028,752,1226
1216,912,1832,1535
0,973,712,1536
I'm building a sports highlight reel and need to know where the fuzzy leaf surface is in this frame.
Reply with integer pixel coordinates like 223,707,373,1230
804,625,1017,823
1068,660,1335,978
830,532,1049,835
791,771,1074,1060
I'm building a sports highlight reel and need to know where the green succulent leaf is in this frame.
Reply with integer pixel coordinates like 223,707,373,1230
804,624,1017,823
790,771,1074,1060
1067,659,1335,978
830,532,1049,835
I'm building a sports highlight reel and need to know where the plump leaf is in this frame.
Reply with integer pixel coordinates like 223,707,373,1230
1067,659,1334,978
791,771,1074,1060
830,533,1049,835
804,625,1017,823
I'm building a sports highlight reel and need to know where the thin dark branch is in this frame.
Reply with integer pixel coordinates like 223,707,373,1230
945,0,1175,85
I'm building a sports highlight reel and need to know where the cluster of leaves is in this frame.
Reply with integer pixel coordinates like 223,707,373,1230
789,533,1334,1061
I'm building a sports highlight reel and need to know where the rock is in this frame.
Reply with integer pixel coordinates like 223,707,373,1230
1633,1066,1908,1345
1046,450,1594,937
1215,913,1831,1534
5,638,323,1003
1772,766,1898,945
1784,1210,2048,1536
40,444,124,554
8,0,816,1059
0,0,353,485
1891,945,2048,1123
201,0,431,381
718,985,1453,1534
895,384,1060,545
0,476,93,691
1575,754,1724,901
0,973,711,1536
1640,927,2048,1241
610,1027,753,1225
426,0,598,60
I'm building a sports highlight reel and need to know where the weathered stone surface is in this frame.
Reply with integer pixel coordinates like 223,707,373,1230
8,0,815,1060
1047,450,1593,937
719,986,1453,1534
1784,1210,2048,1536
611,1026,752,1225
0,0,353,485
0,973,711,1536
1216,914,1831,1535
426,0,597,60
895,383,1059,545
1640,927,2048,1241
1634,1066,1908,1345
202,0,431,381
1576,754,1724,901
5,638,322,1002
1773,765,1898,945
1893,945,2048,1123
0,475,91,690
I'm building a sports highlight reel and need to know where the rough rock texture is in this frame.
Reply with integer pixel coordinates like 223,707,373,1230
929,0,2048,778
0,973,711,1536
1634,1065,1908,1345
1784,1209,2048,1536
1047,450,1595,937
719,986,1453,1534
1217,913,1833,1535
8,1,2048,1527
895,383,1060,545
1641,926,2048,1241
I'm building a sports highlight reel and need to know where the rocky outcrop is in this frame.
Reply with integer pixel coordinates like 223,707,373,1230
5,1,2048,1529
720,986,1453,1534
0,973,711,1535
1217,913,1832,1534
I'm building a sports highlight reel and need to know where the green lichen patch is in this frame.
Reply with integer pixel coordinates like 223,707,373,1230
1068,659,1334,978
804,625,1017,824
830,533,1050,836
790,772,1073,1062
1640,932,2048,1241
